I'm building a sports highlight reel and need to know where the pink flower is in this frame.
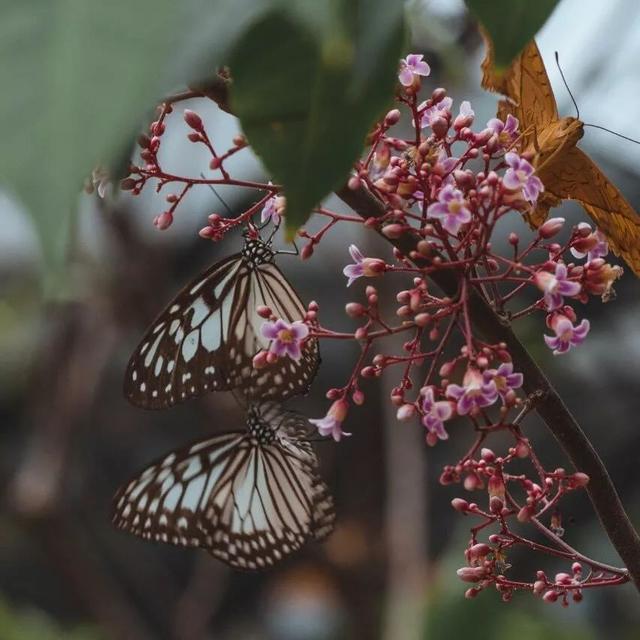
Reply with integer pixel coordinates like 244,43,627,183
503,152,544,204
544,314,590,355
486,114,519,147
484,363,523,400
571,229,609,262
260,184,285,225
310,399,351,442
261,319,309,361
426,184,472,234
446,368,498,415
343,244,386,286
420,96,453,129
453,101,475,129
534,263,581,311
398,54,431,87
420,386,453,440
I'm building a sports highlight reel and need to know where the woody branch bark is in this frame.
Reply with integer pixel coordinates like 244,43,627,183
336,183,640,592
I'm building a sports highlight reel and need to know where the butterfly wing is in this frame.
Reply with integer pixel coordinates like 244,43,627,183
124,254,246,408
201,402,334,568
112,431,245,547
481,35,558,149
112,405,334,570
124,256,319,409
538,147,640,274
224,262,320,401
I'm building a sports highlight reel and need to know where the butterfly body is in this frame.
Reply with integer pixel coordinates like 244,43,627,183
124,236,319,408
483,37,640,274
112,402,335,569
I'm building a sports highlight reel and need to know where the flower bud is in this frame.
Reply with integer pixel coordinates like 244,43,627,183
183,109,204,131
396,403,416,421
352,389,365,406
300,243,314,260
348,175,362,190
414,312,431,327
345,302,366,318
385,109,401,126
431,116,449,138
542,590,558,603
539,217,565,239
533,580,546,595
456,567,486,583
382,224,404,239
154,211,174,230
252,350,268,369
451,498,469,512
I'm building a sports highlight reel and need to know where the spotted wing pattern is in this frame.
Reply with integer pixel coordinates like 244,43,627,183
124,252,319,409
112,403,334,570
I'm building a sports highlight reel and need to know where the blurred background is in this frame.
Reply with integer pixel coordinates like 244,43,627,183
2,0,640,638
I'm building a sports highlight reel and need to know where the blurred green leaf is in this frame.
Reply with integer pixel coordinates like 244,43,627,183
0,0,264,297
464,0,559,70
229,0,406,237
0,594,101,640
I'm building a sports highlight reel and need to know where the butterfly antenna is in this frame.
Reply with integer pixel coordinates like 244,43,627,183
199,172,233,216
554,51,580,119
582,123,640,146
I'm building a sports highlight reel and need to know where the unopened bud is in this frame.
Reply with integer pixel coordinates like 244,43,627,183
385,109,401,126
396,403,416,421
252,351,269,369
300,244,314,260
539,217,565,239
382,224,404,239
154,211,173,230
345,302,365,318
183,109,204,131
451,498,469,512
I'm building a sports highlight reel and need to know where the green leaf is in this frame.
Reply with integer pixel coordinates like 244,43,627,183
0,0,265,297
464,0,559,71
228,0,406,237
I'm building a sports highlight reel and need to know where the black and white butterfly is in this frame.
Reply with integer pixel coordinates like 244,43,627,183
124,232,319,408
112,402,335,569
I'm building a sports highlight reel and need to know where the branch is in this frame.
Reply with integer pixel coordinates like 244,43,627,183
336,183,640,591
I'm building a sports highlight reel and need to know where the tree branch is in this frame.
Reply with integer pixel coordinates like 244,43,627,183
336,183,640,591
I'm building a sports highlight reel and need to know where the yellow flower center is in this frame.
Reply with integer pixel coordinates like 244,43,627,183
277,328,294,343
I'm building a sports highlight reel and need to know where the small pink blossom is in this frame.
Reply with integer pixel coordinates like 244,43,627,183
260,183,285,225
310,399,351,442
571,229,609,262
454,101,475,129
534,263,581,311
446,368,498,415
261,319,309,361
398,54,431,87
420,386,453,440
420,96,453,129
426,184,472,234
486,114,519,147
484,363,523,400
343,244,386,286
503,152,544,204
544,314,590,355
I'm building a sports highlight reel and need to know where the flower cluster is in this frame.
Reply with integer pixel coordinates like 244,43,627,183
116,53,629,603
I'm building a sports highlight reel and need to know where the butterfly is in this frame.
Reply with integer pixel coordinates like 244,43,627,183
124,231,320,408
481,35,640,275
112,401,335,569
